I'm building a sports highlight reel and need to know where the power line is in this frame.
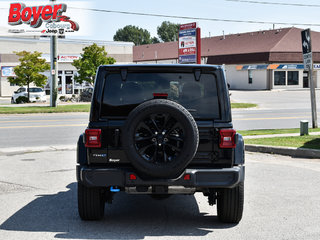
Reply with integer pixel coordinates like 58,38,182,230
69,7,320,27
225,0,320,7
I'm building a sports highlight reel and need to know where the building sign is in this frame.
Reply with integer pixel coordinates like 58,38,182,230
236,64,311,70
301,29,313,70
7,2,79,36
58,55,80,62
41,54,80,63
1,66,15,77
178,22,201,64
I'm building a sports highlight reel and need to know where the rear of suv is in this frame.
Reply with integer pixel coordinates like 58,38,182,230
77,64,245,223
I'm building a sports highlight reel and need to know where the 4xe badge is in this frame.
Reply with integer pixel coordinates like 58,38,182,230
8,2,79,35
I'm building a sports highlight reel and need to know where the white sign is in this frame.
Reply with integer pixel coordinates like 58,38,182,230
303,52,313,70
313,64,320,69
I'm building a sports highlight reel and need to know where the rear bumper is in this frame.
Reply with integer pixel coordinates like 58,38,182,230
77,165,245,189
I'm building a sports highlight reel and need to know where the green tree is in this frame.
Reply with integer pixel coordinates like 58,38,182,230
157,21,180,42
113,25,152,45
151,36,160,44
72,43,116,84
8,51,50,102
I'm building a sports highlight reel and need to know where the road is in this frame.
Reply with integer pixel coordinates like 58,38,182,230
0,113,88,148
0,90,320,147
0,151,319,240
231,89,320,130
0,109,311,148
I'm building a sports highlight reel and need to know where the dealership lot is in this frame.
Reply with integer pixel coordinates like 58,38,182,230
0,150,319,240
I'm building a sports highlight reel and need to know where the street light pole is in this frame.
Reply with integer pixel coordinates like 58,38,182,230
50,0,58,107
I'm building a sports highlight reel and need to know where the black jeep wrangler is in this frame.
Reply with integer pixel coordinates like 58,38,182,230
77,64,245,223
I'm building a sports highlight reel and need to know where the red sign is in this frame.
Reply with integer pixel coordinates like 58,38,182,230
179,47,196,56
180,22,197,30
8,3,66,27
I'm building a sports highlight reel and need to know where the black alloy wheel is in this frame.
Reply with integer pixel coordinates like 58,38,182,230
134,113,185,164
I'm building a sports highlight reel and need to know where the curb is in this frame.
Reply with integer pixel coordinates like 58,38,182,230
245,144,320,159
0,145,76,156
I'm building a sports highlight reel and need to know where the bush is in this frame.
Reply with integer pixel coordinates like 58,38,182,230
59,96,66,101
15,96,29,104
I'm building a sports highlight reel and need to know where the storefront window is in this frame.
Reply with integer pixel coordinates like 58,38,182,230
58,76,62,94
274,71,286,85
288,71,299,85
66,76,73,94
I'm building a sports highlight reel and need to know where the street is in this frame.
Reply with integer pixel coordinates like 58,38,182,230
0,151,319,240
1,90,320,148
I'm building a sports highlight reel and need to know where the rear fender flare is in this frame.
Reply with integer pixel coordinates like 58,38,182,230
234,133,245,165
77,133,88,165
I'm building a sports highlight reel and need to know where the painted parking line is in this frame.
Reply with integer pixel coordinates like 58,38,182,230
0,124,87,129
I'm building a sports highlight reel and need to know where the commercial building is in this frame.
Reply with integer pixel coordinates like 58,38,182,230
133,27,320,90
0,37,133,97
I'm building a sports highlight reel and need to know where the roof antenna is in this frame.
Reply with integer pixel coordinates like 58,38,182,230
223,30,225,39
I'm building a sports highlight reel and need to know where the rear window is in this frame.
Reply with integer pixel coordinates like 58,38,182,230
101,72,220,119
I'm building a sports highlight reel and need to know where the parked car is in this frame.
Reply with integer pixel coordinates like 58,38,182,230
11,87,46,103
79,87,93,102
77,64,245,223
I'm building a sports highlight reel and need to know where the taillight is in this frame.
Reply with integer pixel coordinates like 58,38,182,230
219,129,236,148
85,129,101,148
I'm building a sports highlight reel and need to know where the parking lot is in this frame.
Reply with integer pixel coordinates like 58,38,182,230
0,150,319,240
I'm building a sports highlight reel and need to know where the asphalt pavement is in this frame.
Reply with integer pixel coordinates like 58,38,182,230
0,151,319,240
0,113,88,148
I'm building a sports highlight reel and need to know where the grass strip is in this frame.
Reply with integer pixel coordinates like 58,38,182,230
238,128,320,136
245,135,320,150
0,104,91,114
231,103,257,109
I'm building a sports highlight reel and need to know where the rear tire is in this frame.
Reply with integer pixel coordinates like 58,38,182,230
78,182,105,220
217,182,244,223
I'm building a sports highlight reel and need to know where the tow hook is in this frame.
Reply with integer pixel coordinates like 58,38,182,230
110,186,120,192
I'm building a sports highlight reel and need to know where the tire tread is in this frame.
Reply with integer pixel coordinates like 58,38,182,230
78,182,105,220
217,182,244,223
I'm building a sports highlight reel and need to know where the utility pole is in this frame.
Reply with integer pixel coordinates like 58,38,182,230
50,0,58,107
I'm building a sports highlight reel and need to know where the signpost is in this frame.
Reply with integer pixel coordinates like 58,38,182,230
178,22,201,64
50,0,58,107
301,29,318,128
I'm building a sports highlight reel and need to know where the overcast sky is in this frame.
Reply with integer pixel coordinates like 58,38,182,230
1,0,320,41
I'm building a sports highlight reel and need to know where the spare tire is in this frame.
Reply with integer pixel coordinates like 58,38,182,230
122,99,199,178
